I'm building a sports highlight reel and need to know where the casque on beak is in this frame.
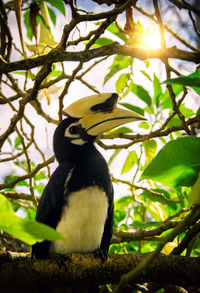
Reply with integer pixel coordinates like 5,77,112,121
63,93,146,136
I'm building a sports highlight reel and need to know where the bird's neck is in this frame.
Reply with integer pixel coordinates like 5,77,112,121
55,141,99,165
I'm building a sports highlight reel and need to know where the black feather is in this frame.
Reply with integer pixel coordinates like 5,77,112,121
32,118,114,259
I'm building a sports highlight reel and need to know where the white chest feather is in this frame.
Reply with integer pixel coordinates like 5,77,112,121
49,186,108,255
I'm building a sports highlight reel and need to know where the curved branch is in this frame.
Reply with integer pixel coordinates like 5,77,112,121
112,221,180,244
0,44,200,75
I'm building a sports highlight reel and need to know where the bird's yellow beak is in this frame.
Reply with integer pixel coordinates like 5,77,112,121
63,93,146,136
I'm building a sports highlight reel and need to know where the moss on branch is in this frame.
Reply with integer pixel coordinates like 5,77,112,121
0,252,200,291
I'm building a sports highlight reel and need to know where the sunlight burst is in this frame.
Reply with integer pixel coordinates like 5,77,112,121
140,28,161,49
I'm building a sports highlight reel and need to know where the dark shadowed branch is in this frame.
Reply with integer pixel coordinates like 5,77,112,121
0,252,200,291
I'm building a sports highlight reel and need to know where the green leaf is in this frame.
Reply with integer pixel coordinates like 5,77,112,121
130,221,163,229
24,11,33,41
5,1,14,9
140,70,152,81
114,210,126,227
108,126,133,134
48,70,62,78
121,151,138,175
15,137,22,150
92,37,113,48
196,107,200,116
114,196,132,227
144,59,150,68
189,173,200,205
159,137,167,144
116,196,133,209
144,104,154,114
116,73,129,94
166,105,194,129
141,136,200,187
120,103,144,116
129,81,152,106
12,71,34,79
141,188,177,210
108,149,121,166
166,116,181,128
23,220,66,244
133,205,144,223
104,64,121,85
106,22,127,42
104,55,132,84
153,74,162,108
47,6,56,25
45,0,65,15
146,202,166,222
161,84,183,109
143,139,157,166
34,172,47,181
16,180,29,187
7,137,12,146
26,208,36,220
34,182,45,195
164,68,200,95
179,104,194,118
14,160,35,172
0,194,66,245
139,122,150,129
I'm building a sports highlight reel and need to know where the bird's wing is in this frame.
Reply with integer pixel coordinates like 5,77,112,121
32,161,72,258
100,185,114,252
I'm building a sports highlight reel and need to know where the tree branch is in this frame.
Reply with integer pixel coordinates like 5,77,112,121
112,221,180,244
114,205,200,292
97,115,200,150
0,252,200,291
0,44,200,75
0,64,52,150
0,155,55,190
168,0,200,17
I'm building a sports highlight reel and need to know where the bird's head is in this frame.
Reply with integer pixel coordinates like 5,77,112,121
53,93,145,162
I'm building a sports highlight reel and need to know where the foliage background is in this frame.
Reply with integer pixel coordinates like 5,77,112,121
0,0,200,291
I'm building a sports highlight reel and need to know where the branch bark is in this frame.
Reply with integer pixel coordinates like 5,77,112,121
0,44,200,75
0,252,200,291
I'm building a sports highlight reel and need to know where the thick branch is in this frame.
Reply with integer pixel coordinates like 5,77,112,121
0,44,200,74
0,252,200,291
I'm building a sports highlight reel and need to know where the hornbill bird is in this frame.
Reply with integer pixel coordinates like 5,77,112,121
32,93,145,286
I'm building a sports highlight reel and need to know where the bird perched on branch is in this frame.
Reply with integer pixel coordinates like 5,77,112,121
32,93,145,290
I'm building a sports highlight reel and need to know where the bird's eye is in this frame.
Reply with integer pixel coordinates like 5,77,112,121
69,125,79,135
